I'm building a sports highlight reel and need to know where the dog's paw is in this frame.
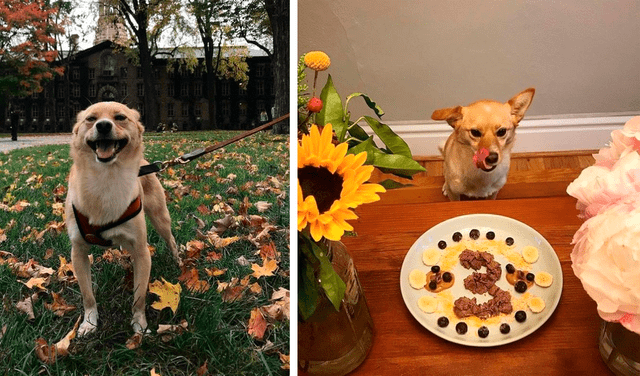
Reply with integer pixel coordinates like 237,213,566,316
78,320,97,337
131,317,150,334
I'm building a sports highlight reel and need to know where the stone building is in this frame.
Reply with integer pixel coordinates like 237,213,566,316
2,5,274,133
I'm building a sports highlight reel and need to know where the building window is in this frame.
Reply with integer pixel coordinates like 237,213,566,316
194,82,202,97
257,81,265,96
72,84,80,98
89,84,96,97
72,68,80,80
32,91,39,99
137,68,142,78
121,83,127,97
167,103,174,117
181,103,189,117
256,64,265,77
44,87,50,98
194,103,202,117
221,82,230,96
168,84,174,97
73,102,81,116
180,83,188,97
168,68,175,79
56,105,65,119
137,83,144,97
222,101,231,117
238,83,247,96
57,85,65,98
121,67,128,78
102,54,115,76
44,107,51,119
31,106,38,119
89,68,95,79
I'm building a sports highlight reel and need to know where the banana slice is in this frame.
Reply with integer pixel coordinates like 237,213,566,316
422,248,441,266
521,246,539,264
418,296,438,313
528,296,546,313
534,271,553,287
409,269,427,289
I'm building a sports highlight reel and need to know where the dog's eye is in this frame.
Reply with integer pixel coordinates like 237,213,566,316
86,116,96,122
470,129,482,138
497,128,507,137
114,114,127,121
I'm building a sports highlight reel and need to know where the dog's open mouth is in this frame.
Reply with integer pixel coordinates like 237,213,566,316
87,138,128,163
480,164,497,172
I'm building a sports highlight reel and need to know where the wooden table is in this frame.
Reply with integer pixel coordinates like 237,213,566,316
341,191,612,375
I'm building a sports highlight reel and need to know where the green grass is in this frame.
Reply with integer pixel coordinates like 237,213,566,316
0,131,290,375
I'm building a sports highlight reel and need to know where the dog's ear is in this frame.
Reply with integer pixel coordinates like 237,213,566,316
127,107,145,134
431,106,463,128
72,109,86,135
508,88,535,124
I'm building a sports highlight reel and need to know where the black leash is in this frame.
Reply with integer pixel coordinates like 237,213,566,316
138,113,290,177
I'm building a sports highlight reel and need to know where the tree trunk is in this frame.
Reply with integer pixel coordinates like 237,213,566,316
135,10,159,130
264,0,289,135
204,37,216,129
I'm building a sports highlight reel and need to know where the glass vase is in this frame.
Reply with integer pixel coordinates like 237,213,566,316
298,240,375,376
599,320,640,375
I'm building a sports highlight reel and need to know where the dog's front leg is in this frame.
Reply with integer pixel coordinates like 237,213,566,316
129,242,151,333
71,242,98,336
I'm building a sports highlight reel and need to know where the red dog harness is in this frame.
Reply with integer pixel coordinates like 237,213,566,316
72,196,142,247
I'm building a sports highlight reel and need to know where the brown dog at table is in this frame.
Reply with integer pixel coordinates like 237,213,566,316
65,101,181,336
431,88,535,201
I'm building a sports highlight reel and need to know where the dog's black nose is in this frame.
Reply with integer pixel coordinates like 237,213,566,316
95,120,112,134
485,152,499,165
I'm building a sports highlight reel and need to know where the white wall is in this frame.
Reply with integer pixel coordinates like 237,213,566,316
298,0,640,155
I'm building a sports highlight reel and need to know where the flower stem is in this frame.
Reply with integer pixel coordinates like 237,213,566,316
312,71,318,97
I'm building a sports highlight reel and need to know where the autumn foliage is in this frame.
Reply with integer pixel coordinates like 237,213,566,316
0,0,65,97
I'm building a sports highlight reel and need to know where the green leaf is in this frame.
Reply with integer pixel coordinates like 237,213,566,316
349,141,425,178
346,122,370,141
345,92,385,118
377,179,415,189
299,252,320,320
317,75,348,141
310,240,346,312
364,116,412,158
347,137,377,163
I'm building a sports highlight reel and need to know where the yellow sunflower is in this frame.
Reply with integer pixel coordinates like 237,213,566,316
298,124,386,241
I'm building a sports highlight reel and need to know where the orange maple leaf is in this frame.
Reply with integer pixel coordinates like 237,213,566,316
247,308,267,340
177,267,210,293
251,258,278,279
149,278,182,314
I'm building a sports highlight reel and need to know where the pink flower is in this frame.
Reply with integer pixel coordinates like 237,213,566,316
594,116,640,168
571,194,640,334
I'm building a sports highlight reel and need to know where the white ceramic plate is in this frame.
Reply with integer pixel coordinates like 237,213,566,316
400,214,563,347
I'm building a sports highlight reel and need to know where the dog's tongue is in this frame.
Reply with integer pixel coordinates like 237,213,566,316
96,140,116,160
473,148,490,169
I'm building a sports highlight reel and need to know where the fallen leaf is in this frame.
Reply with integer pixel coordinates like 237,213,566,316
125,332,143,350
205,233,241,249
239,196,251,217
258,242,280,261
249,282,262,294
177,267,210,293
255,201,272,213
21,277,49,290
147,244,156,256
209,214,236,235
205,251,222,261
186,240,206,259
157,319,188,335
149,278,182,314
196,361,208,376
236,256,250,267
44,248,54,260
247,308,267,340
196,204,210,215
251,259,278,279
57,256,76,283
279,352,290,370
44,292,76,317
35,316,81,364
221,285,245,303
204,267,227,277
16,292,41,320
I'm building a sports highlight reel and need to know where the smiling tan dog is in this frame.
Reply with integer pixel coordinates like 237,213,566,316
431,88,535,201
65,102,180,336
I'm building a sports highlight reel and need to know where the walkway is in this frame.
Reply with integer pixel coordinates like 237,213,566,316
0,134,72,153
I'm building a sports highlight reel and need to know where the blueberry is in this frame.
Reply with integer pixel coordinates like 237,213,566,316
500,323,511,334
506,264,516,274
506,237,514,246
438,240,447,249
514,280,528,293
486,231,495,240
478,326,490,338
455,322,468,334
442,272,452,283
452,232,463,242
428,281,437,290
515,310,527,323
437,316,449,328
469,229,480,240
431,265,441,274
526,273,535,282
